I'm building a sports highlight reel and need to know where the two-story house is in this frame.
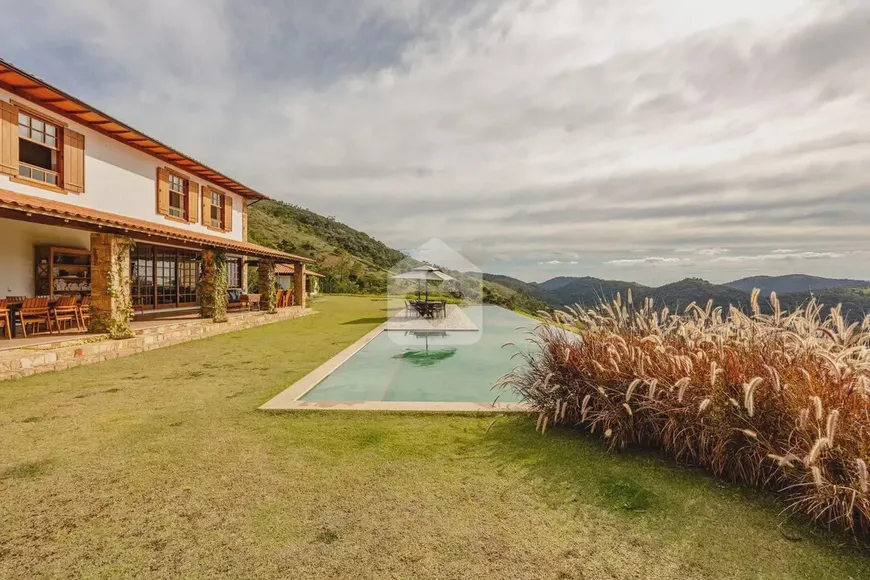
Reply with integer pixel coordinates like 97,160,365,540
0,58,312,332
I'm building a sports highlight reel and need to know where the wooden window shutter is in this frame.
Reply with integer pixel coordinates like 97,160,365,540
201,186,211,226
156,167,170,215
223,195,233,232
187,181,199,223
63,129,85,193
0,101,19,176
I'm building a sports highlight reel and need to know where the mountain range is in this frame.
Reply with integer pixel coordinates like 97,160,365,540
483,273,870,320
246,199,870,319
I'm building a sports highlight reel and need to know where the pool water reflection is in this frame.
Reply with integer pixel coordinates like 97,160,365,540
301,306,534,403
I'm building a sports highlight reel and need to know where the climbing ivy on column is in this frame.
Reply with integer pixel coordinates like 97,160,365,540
258,259,277,313
200,249,229,323
89,235,135,339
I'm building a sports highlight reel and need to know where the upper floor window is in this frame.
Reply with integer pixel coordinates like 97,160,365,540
0,101,85,193
18,112,60,186
168,172,187,219
156,166,198,223
201,186,232,232
210,190,225,229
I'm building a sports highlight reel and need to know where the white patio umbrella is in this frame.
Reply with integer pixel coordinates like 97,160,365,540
392,265,454,301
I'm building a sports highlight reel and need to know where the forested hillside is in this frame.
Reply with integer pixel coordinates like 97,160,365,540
248,200,401,294
726,274,870,295
247,199,548,312
523,273,870,322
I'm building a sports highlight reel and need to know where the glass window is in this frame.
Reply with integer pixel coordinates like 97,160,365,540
210,191,224,228
167,173,187,219
130,244,201,309
227,258,242,288
17,113,61,186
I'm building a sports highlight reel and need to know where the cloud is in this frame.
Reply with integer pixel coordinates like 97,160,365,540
539,260,578,265
695,248,731,256
711,251,844,262
2,0,869,285
604,257,689,266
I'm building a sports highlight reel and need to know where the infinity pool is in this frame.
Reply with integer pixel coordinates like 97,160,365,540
301,306,534,403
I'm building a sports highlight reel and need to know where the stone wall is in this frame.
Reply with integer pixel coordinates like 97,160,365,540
89,233,134,337
0,306,313,381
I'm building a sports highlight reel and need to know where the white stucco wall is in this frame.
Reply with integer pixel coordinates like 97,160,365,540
0,219,91,296
0,89,246,241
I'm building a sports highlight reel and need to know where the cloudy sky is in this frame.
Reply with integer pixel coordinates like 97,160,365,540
2,0,869,285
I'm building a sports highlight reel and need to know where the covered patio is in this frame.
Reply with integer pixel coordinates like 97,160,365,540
0,301,312,380
0,187,314,349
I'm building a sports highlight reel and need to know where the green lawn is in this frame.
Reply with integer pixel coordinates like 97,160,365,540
0,296,867,579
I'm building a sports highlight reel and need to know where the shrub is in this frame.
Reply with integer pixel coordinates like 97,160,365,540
502,289,870,536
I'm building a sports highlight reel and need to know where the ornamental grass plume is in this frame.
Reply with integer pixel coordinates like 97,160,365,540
500,291,870,537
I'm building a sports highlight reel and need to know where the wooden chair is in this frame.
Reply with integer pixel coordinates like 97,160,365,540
287,291,294,307
18,297,52,337
0,299,11,340
240,293,261,311
78,295,91,329
52,296,81,332
275,290,285,309
6,295,25,304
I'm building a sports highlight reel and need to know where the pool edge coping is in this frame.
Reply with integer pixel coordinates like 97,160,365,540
259,323,387,410
261,400,532,412
259,308,534,412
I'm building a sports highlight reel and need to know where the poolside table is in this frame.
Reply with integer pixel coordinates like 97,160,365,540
411,300,447,319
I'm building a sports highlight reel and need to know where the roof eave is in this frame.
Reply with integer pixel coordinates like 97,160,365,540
0,58,267,201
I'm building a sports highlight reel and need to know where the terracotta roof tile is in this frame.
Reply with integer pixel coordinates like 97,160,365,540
0,188,313,263
275,263,324,276
0,59,265,200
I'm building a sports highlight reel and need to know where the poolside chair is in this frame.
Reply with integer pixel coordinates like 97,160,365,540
0,299,11,340
78,295,91,329
52,296,81,332
18,297,52,337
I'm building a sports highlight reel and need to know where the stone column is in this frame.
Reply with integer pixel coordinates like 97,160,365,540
89,233,134,338
200,249,228,322
294,261,306,309
258,258,277,313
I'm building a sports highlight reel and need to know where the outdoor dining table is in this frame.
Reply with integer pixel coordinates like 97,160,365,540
7,298,61,338
411,300,446,319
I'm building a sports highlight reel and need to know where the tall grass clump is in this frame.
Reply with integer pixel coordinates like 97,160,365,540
502,289,870,536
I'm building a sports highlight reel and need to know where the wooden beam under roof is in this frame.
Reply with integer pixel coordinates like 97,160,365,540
0,58,267,200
